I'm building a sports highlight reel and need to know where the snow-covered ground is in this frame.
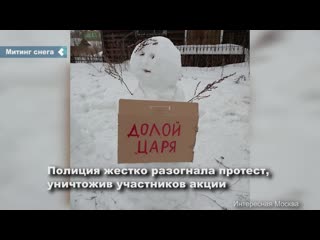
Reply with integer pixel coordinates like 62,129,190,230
0,30,69,209
70,62,250,209
250,30,320,209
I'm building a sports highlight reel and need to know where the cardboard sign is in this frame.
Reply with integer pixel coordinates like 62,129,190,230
118,99,199,163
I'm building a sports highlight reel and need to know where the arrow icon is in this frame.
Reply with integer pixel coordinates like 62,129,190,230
58,48,64,56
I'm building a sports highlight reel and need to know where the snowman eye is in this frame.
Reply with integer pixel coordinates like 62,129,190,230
140,52,145,56
150,54,155,59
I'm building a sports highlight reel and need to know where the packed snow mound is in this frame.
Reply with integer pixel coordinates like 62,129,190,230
130,36,185,101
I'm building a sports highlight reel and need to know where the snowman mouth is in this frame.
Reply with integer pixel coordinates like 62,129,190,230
143,69,151,73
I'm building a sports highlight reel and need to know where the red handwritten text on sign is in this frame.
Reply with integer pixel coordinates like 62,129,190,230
127,122,181,155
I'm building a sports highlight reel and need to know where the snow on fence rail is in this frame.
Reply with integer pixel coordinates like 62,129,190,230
176,44,244,55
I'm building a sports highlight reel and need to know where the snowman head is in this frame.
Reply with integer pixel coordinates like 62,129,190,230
130,36,181,90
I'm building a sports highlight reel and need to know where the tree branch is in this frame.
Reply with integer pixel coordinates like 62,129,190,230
188,72,236,102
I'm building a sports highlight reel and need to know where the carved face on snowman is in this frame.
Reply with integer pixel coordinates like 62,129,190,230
130,36,181,91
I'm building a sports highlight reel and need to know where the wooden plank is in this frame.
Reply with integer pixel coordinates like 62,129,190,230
186,30,221,45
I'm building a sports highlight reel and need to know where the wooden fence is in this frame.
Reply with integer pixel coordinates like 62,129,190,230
71,44,249,67
177,44,248,67
176,44,244,55
71,56,103,63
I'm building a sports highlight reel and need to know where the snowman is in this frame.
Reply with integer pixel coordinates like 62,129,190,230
129,36,185,101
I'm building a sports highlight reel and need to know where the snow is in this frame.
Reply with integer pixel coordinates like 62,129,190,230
70,60,250,209
130,36,185,101
250,30,320,209
1,30,319,209
0,30,69,209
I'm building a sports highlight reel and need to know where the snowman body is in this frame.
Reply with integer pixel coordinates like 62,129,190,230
130,36,185,101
